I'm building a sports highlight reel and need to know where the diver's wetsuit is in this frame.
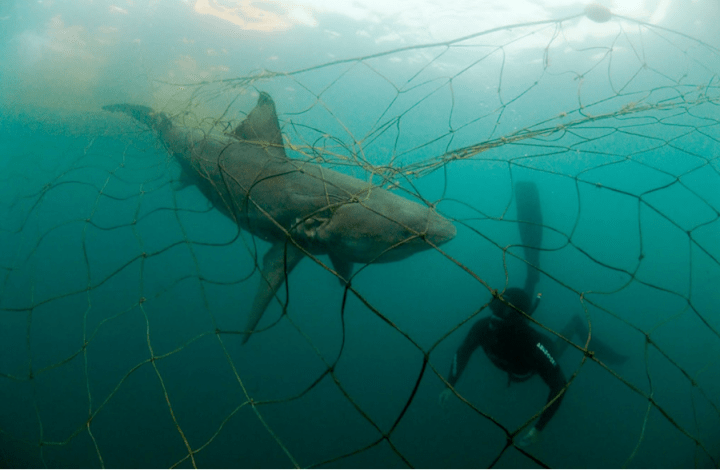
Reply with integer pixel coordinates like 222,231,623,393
447,316,566,432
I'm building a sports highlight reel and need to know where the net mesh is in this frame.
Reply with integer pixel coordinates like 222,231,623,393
1,9,719,469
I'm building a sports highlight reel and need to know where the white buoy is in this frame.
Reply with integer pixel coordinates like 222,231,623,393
585,3,612,23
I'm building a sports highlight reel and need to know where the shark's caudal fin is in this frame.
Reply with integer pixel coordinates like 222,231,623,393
102,104,172,132
515,181,543,305
242,241,305,344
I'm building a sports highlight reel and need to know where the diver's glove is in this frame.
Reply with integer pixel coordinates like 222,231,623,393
438,388,453,410
517,427,540,447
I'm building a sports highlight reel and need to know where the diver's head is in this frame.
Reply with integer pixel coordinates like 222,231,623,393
489,288,532,322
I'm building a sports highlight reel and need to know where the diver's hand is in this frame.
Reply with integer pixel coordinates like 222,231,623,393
438,388,453,410
517,427,540,447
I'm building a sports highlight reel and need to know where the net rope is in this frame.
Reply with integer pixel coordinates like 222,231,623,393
1,8,719,468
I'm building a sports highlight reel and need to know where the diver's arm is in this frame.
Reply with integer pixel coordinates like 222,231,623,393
439,319,487,408
533,341,567,432
447,319,487,387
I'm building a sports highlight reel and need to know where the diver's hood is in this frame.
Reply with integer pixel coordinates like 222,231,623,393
490,288,533,321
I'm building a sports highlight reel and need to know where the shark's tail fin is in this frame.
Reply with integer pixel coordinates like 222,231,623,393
102,104,172,132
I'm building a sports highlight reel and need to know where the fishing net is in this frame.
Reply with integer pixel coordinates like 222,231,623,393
1,6,719,468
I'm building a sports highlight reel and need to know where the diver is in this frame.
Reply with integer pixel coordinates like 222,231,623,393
439,288,627,446
439,181,627,447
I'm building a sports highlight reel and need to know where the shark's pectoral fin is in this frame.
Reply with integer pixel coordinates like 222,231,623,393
329,253,353,285
242,241,305,344
293,215,352,284
172,172,195,192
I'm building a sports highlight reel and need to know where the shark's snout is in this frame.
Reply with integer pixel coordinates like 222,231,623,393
424,210,456,247
316,194,456,264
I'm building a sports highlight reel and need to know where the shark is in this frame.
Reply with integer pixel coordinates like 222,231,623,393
103,92,456,343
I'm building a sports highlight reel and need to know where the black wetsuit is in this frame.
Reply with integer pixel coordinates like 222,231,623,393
447,316,566,431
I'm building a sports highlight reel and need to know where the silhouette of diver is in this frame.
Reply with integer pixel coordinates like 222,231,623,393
439,182,628,447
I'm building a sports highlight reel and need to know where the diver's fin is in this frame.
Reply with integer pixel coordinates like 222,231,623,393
242,241,305,344
515,181,543,298
232,92,286,153
555,315,628,364
589,337,629,365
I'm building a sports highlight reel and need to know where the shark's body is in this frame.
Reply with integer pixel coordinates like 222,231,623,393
103,93,456,343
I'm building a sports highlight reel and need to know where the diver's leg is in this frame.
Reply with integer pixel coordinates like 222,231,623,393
553,315,627,364
589,333,628,364
515,181,542,296
551,315,583,359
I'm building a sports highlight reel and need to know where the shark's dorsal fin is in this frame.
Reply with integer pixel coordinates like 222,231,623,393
232,92,284,149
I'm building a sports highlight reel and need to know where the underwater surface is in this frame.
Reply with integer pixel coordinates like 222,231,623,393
1,0,719,468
